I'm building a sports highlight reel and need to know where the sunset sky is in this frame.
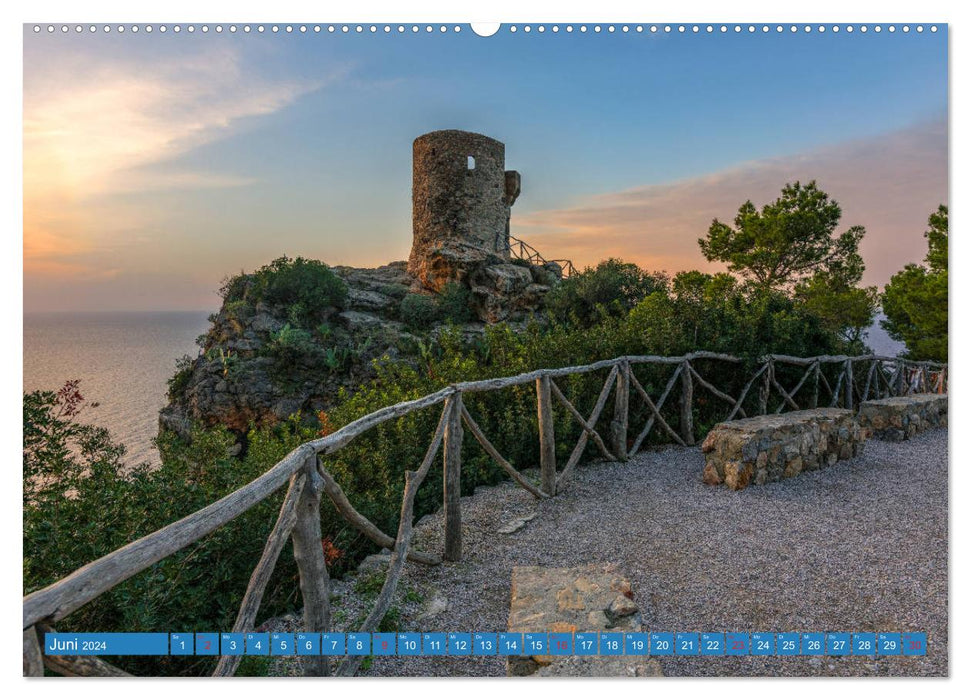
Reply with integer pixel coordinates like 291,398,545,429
23,24,947,312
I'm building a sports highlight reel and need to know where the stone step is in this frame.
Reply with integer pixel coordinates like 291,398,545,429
506,563,663,677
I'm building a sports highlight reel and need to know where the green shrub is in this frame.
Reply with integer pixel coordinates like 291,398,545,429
545,258,668,327
438,282,474,324
221,256,347,327
264,324,321,366
223,300,251,319
399,293,442,330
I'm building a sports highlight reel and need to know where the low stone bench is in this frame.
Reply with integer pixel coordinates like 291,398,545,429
701,408,867,490
858,393,947,441
507,564,662,677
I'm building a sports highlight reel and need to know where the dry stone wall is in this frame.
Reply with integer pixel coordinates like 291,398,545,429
701,408,868,490
858,394,947,441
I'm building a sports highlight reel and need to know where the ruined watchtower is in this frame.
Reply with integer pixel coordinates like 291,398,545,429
409,130,521,291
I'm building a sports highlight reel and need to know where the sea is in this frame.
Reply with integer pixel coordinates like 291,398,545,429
23,311,210,466
22,311,904,468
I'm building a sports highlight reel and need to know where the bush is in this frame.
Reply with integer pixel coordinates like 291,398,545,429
221,256,347,327
399,293,442,330
264,323,322,366
438,282,474,324
545,258,668,327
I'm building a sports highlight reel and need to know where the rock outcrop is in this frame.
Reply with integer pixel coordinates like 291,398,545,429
159,258,557,442
159,262,415,439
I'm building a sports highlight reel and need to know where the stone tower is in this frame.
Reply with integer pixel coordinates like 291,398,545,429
409,130,521,291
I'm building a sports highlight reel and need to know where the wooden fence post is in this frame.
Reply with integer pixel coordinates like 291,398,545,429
844,359,854,411
443,394,464,562
537,374,557,496
680,360,695,446
23,626,43,677
812,361,820,408
862,360,876,402
759,360,771,415
290,454,331,676
611,360,629,461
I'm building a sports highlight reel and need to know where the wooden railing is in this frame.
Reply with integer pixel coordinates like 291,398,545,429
22,352,947,677
509,235,578,277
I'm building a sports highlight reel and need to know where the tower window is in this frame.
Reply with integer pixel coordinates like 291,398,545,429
467,155,475,170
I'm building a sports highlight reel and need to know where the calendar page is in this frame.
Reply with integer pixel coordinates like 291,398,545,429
19,1,950,687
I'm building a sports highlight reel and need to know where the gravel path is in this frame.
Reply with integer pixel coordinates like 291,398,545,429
356,428,948,677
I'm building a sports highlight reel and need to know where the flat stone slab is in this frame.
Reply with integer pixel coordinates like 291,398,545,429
506,563,662,677
497,512,536,535
859,393,947,441
701,408,867,490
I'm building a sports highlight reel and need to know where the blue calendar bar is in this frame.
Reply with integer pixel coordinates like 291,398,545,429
601,632,624,655
524,633,547,655
448,633,471,656
549,633,573,656
170,633,193,655
827,633,851,656
853,633,876,656
41,631,929,657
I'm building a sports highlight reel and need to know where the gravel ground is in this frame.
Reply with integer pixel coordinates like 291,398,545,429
334,427,947,677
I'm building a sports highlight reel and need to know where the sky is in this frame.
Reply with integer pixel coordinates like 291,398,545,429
23,24,948,312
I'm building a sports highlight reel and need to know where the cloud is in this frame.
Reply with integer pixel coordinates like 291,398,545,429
515,119,947,287
23,45,323,278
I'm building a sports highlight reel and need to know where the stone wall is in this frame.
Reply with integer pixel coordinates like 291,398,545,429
409,130,520,291
701,408,868,490
858,393,947,441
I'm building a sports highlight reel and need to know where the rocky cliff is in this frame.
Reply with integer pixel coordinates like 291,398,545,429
160,257,559,443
